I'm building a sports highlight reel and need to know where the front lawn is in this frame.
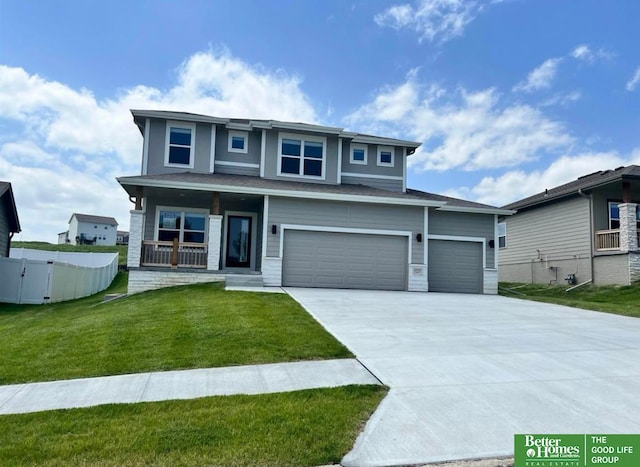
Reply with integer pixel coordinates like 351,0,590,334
0,385,386,466
0,280,351,384
499,281,640,318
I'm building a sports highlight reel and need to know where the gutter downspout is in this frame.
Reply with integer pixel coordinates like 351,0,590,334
578,188,594,283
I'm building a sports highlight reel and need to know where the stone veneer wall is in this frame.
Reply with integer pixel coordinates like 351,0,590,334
128,269,225,294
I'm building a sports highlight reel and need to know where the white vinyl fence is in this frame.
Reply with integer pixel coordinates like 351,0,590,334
0,248,118,304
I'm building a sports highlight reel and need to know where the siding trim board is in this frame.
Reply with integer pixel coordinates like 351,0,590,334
341,172,404,181
142,118,150,175
209,124,216,173
215,161,260,169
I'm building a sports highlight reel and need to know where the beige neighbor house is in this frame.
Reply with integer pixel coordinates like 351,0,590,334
499,165,640,286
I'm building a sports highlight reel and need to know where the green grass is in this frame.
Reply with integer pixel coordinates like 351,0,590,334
499,281,640,318
0,385,386,467
0,281,351,384
12,241,128,265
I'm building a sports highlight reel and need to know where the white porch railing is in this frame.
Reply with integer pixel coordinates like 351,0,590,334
595,229,640,251
141,240,207,268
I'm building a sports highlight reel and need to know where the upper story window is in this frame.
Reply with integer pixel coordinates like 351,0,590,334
228,130,248,154
157,208,207,243
497,222,506,248
608,201,640,229
350,143,368,165
165,121,196,168
377,146,394,167
278,133,326,179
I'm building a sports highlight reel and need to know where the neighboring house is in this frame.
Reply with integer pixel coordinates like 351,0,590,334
499,165,640,285
0,182,21,257
118,109,511,294
63,213,119,246
117,231,129,245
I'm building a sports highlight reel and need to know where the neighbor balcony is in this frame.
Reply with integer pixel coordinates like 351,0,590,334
141,240,207,268
595,229,640,251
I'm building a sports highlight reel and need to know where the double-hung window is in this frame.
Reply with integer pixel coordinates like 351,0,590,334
377,146,394,167
350,143,368,165
157,208,207,243
608,201,640,229
228,130,248,153
497,222,506,248
165,121,196,168
278,133,326,178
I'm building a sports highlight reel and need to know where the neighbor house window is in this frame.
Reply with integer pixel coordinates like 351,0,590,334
608,201,640,229
228,130,248,153
350,143,368,165
377,146,394,167
278,133,326,178
165,122,196,167
498,222,506,248
157,208,207,243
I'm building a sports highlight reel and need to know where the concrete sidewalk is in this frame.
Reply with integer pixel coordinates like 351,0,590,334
0,359,379,415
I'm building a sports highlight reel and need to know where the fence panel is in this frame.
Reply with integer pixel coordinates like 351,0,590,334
0,258,24,303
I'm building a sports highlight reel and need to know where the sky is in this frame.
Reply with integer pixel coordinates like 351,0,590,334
1,0,639,242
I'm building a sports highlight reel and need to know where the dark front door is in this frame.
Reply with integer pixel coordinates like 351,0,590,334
226,216,252,268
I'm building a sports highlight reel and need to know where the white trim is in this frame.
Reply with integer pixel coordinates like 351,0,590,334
494,214,499,268
423,207,429,271
142,118,150,175
350,143,368,165
337,137,343,181
436,205,516,215
215,161,260,169
261,195,270,273
154,205,209,242
226,122,252,131
228,130,249,154
222,210,258,271
428,234,486,270
277,132,327,180
341,172,404,181
402,147,407,193
164,120,196,169
278,224,412,261
119,177,447,207
209,124,216,173
351,134,420,147
260,129,266,178
377,146,395,167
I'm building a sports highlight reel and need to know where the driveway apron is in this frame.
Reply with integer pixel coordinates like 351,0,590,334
285,288,640,467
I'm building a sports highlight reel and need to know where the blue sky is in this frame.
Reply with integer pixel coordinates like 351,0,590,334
1,0,639,241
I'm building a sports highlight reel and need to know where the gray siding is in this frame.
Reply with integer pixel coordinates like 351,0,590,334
429,210,495,268
498,196,592,283
594,253,630,285
214,163,260,177
0,199,9,257
341,142,404,175
266,197,424,264
146,119,213,175
263,130,339,185
341,175,403,192
214,127,261,166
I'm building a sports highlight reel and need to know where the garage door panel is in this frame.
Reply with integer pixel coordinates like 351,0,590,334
283,230,407,290
428,240,483,294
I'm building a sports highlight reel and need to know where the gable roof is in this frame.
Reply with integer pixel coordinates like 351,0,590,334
0,182,21,233
70,213,118,225
130,109,422,153
117,172,513,214
503,165,640,211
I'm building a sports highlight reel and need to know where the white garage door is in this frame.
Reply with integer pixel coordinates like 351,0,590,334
428,240,483,294
282,230,408,290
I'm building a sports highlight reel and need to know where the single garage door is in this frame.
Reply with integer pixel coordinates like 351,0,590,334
428,240,483,293
283,230,407,290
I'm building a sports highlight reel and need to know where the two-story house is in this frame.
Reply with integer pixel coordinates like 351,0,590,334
59,213,119,246
118,110,512,294
499,165,640,285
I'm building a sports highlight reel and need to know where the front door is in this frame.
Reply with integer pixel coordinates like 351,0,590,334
225,215,252,268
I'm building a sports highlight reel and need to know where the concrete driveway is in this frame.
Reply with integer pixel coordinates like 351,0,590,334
285,288,640,467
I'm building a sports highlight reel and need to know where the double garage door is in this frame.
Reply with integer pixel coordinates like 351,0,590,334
282,230,408,291
428,240,483,294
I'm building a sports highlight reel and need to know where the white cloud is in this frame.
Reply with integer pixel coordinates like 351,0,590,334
345,74,573,172
513,58,563,93
571,44,614,63
626,66,640,91
450,151,640,206
374,0,500,44
0,49,318,241
541,90,581,107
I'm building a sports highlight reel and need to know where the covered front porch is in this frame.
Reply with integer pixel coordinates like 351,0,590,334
125,185,265,275
594,201,639,252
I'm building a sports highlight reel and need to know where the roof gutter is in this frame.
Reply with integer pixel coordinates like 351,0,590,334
436,205,516,216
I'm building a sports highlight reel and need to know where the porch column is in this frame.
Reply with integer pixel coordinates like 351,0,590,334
127,210,145,268
207,215,223,271
619,203,638,252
